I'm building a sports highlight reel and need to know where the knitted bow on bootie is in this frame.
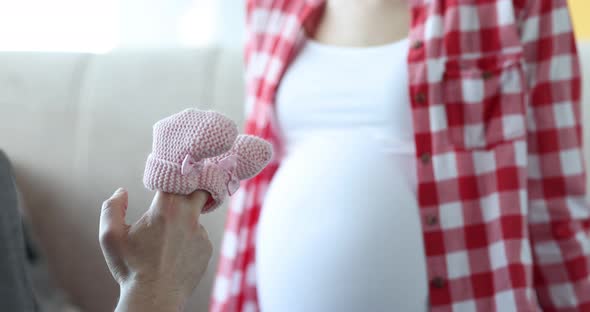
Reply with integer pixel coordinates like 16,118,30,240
196,134,273,213
143,108,273,213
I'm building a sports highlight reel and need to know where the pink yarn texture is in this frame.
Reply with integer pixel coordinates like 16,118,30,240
198,134,273,213
143,108,238,195
143,108,273,213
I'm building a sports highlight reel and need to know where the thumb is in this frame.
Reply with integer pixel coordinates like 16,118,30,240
99,188,129,278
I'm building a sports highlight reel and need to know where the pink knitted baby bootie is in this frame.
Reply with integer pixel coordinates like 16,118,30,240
196,134,273,213
143,108,239,194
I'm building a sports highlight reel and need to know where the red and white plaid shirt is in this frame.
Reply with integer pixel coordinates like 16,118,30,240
211,0,590,311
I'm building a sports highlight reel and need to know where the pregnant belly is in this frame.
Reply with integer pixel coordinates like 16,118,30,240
256,133,429,311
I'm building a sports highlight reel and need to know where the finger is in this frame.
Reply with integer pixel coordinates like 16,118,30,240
149,191,178,220
198,223,211,240
149,190,208,225
99,188,129,276
184,190,209,220
197,223,213,255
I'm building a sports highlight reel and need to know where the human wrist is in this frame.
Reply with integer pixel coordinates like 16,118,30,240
116,281,185,312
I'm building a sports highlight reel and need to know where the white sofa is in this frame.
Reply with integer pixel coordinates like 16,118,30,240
0,43,589,312
0,46,244,312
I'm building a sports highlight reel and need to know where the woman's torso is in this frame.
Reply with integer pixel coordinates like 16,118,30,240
213,1,588,311
256,37,430,311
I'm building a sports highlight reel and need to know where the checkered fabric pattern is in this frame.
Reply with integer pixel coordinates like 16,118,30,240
211,0,590,311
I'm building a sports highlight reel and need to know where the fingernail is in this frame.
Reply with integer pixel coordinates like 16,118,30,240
114,187,126,195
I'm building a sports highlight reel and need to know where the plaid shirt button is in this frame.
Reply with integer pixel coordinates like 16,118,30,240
482,70,493,80
430,277,446,289
412,40,424,50
425,215,438,226
415,92,426,104
420,153,431,164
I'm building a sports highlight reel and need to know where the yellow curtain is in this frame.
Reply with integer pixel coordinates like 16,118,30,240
569,0,590,40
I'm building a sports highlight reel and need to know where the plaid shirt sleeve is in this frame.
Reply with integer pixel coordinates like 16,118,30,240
519,0,590,310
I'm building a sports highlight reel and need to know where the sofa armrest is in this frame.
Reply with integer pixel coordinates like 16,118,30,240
0,150,38,312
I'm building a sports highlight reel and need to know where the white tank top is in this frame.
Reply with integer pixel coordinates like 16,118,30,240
276,38,416,156
256,37,429,311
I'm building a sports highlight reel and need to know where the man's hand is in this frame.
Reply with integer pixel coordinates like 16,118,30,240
99,188,213,312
